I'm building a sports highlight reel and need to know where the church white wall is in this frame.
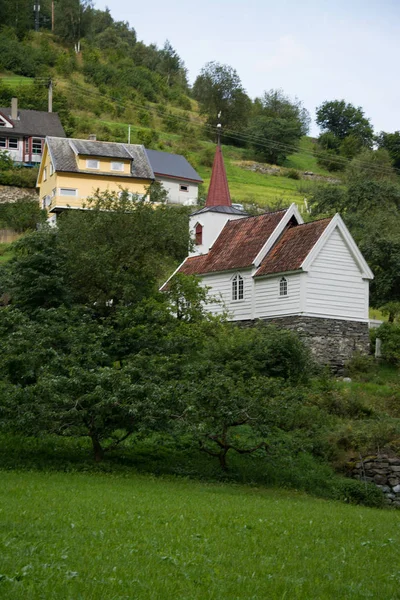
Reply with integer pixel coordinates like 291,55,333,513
200,269,254,320
254,273,303,318
304,227,369,321
189,212,245,257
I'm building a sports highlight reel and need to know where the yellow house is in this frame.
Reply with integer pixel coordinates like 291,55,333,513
37,137,155,224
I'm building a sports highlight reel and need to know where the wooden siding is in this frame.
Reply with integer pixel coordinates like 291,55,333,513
305,227,368,320
201,270,253,320
254,273,302,318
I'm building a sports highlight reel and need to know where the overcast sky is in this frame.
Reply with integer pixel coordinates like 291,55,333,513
95,0,399,136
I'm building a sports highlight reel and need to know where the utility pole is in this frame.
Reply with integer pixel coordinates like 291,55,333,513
51,1,55,32
48,79,53,113
33,3,40,32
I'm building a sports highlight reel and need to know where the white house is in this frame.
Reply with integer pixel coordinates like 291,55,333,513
145,148,202,206
0,98,65,165
163,144,374,369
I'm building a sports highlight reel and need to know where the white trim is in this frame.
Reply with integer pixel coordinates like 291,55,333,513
159,257,190,292
301,214,374,280
86,159,100,170
253,203,303,268
254,312,370,323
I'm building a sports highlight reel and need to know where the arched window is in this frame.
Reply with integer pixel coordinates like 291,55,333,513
195,222,203,245
279,277,288,297
232,274,244,301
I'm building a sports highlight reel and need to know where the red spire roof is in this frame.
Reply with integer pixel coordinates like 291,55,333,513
205,145,232,207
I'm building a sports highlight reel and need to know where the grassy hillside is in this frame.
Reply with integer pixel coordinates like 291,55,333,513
0,469,399,599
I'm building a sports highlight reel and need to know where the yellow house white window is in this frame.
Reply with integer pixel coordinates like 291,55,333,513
49,162,54,176
111,161,124,171
43,167,47,181
59,188,78,197
86,159,99,169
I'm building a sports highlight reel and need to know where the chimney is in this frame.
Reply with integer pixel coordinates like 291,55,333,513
88,134,97,141
11,98,18,121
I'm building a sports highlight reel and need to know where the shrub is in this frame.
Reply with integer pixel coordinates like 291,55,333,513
286,168,300,180
375,322,400,365
330,477,384,508
0,168,38,188
0,198,46,232
136,129,159,148
199,146,215,167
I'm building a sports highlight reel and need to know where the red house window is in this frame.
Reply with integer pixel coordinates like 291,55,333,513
195,223,203,245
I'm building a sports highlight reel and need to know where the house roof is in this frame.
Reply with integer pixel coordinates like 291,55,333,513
0,108,65,138
205,145,232,207
191,205,247,216
145,148,202,183
255,218,332,277
46,137,154,180
179,210,287,276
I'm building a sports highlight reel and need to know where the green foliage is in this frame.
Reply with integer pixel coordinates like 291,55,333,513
377,130,400,169
286,168,300,180
375,323,400,365
246,90,309,165
330,477,384,508
0,198,46,232
193,61,251,139
316,99,374,145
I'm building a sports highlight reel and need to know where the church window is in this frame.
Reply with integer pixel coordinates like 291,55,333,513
279,277,288,296
232,274,244,301
195,222,203,245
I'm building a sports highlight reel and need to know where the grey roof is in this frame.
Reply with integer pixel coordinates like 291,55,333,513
46,137,155,180
191,205,248,216
145,148,202,183
0,108,65,138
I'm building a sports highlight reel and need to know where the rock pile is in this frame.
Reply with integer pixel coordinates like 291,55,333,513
351,454,400,507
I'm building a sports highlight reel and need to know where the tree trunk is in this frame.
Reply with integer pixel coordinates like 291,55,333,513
219,449,229,471
90,433,105,462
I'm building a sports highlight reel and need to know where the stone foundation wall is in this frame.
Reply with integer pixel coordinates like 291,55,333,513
239,315,370,370
350,454,400,507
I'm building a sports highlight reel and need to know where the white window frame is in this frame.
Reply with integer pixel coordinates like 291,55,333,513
111,161,124,172
0,137,6,148
232,273,244,302
43,167,47,181
32,138,42,155
8,137,18,150
86,159,100,170
59,188,78,197
49,162,54,176
180,184,189,192
279,277,288,297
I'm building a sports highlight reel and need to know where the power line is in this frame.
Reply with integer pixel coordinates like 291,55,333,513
63,80,399,177
3,76,398,178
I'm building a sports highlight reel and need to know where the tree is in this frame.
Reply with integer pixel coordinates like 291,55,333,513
157,40,188,89
376,131,400,169
173,324,312,470
192,61,251,140
56,190,190,309
316,100,374,145
55,0,93,49
247,89,310,164
345,148,397,183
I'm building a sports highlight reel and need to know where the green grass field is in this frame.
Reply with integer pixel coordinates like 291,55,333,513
0,470,399,600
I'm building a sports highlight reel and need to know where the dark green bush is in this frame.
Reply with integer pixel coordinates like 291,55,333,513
0,168,38,188
330,477,384,508
375,323,400,365
286,168,300,180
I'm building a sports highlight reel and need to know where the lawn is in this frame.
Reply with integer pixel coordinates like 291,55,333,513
0,470,400,599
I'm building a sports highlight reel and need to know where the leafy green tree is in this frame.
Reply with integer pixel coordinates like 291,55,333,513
193,61,251,140
345,148,397,183
247,89,310,164
316,100,374,145
56,189,190,309
158,40,188,89
376,131,400,169
55,0,93,47
0,198,46,233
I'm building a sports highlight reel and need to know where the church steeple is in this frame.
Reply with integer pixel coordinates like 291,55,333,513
205,144,232,208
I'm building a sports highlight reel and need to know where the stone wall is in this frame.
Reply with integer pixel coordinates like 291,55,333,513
239,315,370,370
350,454,400,507
0,185,38,204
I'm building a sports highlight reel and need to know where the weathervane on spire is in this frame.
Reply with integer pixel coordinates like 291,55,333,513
217,111,222,147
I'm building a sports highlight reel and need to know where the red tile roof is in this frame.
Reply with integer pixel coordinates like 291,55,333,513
205,146,232,207
255,218,332,277
177,210,287,276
